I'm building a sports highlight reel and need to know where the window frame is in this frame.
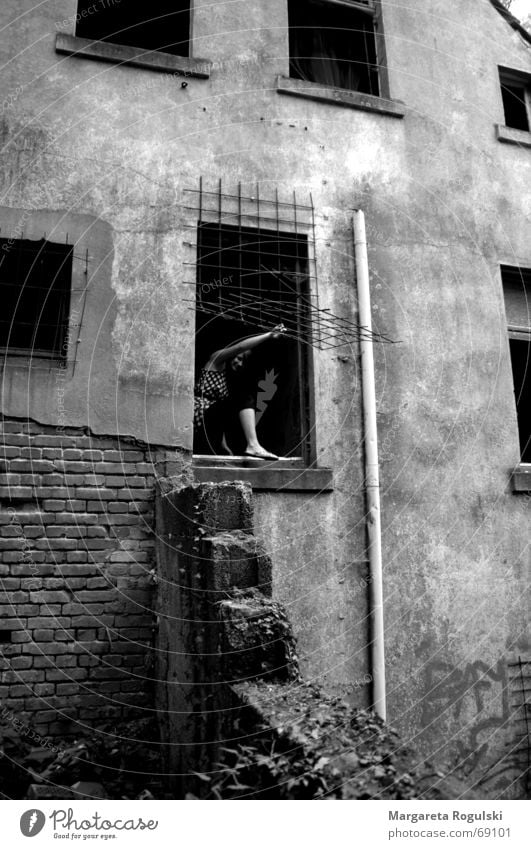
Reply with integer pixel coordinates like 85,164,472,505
74,0,192,59
496,66,531,148
193,221,317,466
0,237,74,361
502,264,531,469
286,0,388,99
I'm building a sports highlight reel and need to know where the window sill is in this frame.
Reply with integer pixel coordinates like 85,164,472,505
511,464,531,492
496,124,531,148
276,75,405,118
192,455,334,492
55,33,211,78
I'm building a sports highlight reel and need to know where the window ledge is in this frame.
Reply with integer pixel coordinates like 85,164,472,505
55,33,211,78
276,75,405,118
496,124,531,148
192,456,334,492
511,464,531,492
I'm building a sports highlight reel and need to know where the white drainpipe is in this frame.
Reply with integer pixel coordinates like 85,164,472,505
353,210,387,722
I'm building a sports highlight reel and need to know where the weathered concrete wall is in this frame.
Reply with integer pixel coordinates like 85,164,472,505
0,0,529,796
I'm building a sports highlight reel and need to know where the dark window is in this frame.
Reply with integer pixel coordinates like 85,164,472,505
76,0,190,57
499,69,530,131
195,223,311,459
503,266,531,463
0,238,73,357
288,0,380,95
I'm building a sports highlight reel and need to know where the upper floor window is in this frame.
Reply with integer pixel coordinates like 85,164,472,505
499,67,531,132
503,265,531,463
288,0,380,95
0,238,73,358
76,0,191,57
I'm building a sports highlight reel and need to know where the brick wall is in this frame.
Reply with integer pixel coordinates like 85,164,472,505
0,417,186,739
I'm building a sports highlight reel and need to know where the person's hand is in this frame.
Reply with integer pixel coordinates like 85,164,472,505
271,323,287,339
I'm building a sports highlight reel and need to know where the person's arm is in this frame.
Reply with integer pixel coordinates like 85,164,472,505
207,325,286,369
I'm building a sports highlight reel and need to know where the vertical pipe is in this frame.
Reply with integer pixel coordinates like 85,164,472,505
353,210,386,722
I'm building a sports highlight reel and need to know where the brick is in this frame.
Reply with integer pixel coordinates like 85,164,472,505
32,435,74,447
19,447,43,459
0,578,21,589
135,463,154,474
42,500,66,511
123,451,145,462
66,552,88,563
9,656,33,669
16,526,45,539
83,475,105,486
85,578,109,589
41,475,66,488
75,591,116,603
16,604,40,615
106,516,139,526
65,500,87,511
33,630,55,641
0,474,21,485
33,656,57,668
34,683,56,696
63,475,85,486
53,656,78,668
81,451,103,462
35,539,78,551
0,447,21,458
86,502,108,513
83,540,112,550
56,566,98,576
41,449,63,460
74,614,114,627
78,655,99,667
11,564,55,576
55,462,93,473
10,460,54,473
107,502,129,513
11,632,32,643
30,591,71,605
105,476,126,487
55,513,99,525
94,462,137,474
75,489,117,501
77,628,97,640
0,486,33,499
86,527,108,538
1,553,24,563
56,683,79,695
34,487,70,498
0,436,29,447
45,668,87,681
103,451,125,462
62,449,82,460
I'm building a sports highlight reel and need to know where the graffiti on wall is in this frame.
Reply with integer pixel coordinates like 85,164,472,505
422,659,511,778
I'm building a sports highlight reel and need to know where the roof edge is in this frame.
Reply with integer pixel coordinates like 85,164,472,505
489,0,531,47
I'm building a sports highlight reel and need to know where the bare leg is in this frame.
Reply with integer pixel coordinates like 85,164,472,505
238,408,277,458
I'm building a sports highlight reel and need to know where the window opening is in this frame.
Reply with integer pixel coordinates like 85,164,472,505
288,0,380,95
0,238,73,358
76,0,191,57
503,265,531,463
499,69,530,132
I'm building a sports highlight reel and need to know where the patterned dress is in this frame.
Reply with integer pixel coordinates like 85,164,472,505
193,368,229,429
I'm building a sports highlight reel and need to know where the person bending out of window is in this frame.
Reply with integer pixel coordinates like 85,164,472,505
194,325,286,459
